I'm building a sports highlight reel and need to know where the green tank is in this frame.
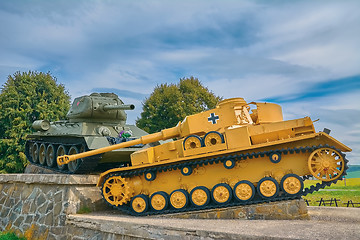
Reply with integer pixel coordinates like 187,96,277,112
25,93,151,174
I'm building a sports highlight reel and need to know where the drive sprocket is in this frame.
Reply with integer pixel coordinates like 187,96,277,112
102,175,133,206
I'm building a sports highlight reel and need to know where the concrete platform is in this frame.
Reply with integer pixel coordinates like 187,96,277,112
155,199,309,220
67,207,360,240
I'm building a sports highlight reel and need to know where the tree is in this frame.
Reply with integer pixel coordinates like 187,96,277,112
0,71,70,173
136,77,222,133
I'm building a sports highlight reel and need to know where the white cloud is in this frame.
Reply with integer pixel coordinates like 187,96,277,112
0,0,359,164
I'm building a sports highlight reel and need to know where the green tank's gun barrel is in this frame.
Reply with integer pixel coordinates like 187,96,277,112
57,123,182,166
102,104,135,111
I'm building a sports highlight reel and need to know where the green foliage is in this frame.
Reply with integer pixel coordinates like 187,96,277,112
0,71,70,173
77,206,92,214
136,77,222,133
0,231,26,240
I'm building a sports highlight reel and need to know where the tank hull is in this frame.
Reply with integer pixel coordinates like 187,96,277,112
26,124,149,173
98,133,349,215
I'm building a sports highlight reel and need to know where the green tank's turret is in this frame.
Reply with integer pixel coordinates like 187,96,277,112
67,93,135,123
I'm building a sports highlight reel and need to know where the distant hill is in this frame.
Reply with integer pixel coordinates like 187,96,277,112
346,165,360,178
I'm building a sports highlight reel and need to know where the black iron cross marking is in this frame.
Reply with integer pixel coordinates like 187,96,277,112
208,113,219,124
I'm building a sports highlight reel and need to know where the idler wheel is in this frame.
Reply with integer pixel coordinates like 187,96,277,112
56,145,68,170
150,191,169,211
281,174,303,196
190,186,210,207
170,189,189,209
257,177,279,199
308,148,344,181
38,143,47,165
102,176,132,207
46,144,56,167
31,143,39,163
233,180,255,202
211,183,232,204
131,194,149,214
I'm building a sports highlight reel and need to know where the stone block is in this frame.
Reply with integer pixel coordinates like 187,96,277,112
158,199,309,220
54,190,63,203
36,193,47,206
45,212,54,226
13,216,24,228
0,205,10,218
53,202,62,216
24,215,34,224
37,202,48,215
22,201,31,214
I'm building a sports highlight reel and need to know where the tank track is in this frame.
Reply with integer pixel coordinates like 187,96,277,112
25,140,103,174
102,144,348,216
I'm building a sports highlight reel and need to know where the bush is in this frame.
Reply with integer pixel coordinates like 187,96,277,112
0,231,26,240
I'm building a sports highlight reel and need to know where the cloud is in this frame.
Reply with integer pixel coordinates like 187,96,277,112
91,88,148,101
0,0,359,163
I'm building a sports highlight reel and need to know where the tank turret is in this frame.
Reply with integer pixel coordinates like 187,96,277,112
25,92,150,174
57,97,352,216
66,92,135,123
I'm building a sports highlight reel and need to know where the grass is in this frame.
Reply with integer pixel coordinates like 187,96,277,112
303,178,360,207
77,206,92,214
0,232,26,240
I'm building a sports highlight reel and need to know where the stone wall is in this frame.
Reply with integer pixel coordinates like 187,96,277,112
0,174,106,240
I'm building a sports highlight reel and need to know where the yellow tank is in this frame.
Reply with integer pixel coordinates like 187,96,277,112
58,98,351,215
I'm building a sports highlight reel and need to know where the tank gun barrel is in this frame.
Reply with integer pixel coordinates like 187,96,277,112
57,123,181,166
102,104,135,111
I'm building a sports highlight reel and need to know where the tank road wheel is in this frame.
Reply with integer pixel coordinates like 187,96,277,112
190,186,210,207
68,146,82,173
183,135,203,150
56,145,68,170
204,131,224,147
150,191,169,211
102,176,131,207
31,143,39,163
281,174,304,196
257,177,279,199
170,189,189,210
233,180,255,202
211,183,232,204
308,148,345,182
46,144,56,167
26,142,33,162
38,143,47,165
131,195,149,214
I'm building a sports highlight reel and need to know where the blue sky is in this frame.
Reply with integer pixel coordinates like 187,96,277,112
0,0,359,164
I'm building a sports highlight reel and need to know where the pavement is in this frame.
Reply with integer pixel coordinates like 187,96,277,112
67,206,360,240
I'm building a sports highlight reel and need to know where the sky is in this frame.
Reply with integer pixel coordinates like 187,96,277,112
0,0,359,164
